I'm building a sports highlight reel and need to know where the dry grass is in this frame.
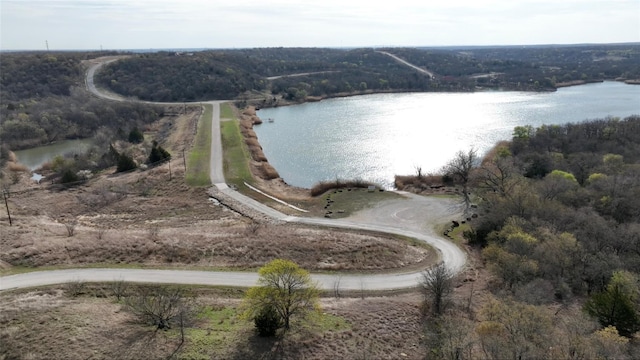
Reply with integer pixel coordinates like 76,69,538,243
253,162,279,180
0,288,428,360
395,174,459,195
1,215,431,271
0,289,178,360
0,104,434,274
7,161,29,173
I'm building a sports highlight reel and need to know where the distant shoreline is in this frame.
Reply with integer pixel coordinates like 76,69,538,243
251,79,638,110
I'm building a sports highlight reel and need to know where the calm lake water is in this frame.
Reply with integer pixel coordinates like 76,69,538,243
256,81,640,189
14,138,94,171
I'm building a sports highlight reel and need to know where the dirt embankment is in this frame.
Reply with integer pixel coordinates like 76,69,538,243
236,106,312,201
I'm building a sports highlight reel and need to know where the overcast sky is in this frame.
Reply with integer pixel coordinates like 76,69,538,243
1,0,639,50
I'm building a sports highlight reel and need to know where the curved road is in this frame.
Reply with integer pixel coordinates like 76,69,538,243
0,59,466,292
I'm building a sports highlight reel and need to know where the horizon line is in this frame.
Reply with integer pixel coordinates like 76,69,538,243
2,41,640,53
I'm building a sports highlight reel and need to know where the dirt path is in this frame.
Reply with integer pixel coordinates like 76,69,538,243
376,51,435,78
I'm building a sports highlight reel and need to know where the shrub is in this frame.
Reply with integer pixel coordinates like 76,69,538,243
254,305,282,337
128,127,144,143
147,141,171,165
117,153,137,172
60,168,79,184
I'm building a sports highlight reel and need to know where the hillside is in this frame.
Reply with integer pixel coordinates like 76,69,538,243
94,44,640,103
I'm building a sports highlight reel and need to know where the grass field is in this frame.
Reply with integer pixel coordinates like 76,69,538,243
220,102,234,119
220,106,254,189
186,104,212,186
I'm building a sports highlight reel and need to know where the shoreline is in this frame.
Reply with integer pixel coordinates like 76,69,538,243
239,79,639,195
249,78,638,110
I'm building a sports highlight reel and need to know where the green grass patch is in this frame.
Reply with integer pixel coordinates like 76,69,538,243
220,116,253,189
178,305,248,359
176,305,351,359
443,222,470,246
186,104,212,186
304,311,351,332
220,103,234,119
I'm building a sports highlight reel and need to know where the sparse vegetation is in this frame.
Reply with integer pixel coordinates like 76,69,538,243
125,285,193,331
185,104,211,186
310,178,379,197
221,110,254,188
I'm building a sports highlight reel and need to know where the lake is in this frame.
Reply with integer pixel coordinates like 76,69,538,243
256,81,640,189
14,138,94,171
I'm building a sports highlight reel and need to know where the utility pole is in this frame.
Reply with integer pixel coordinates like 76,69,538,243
182,149,187,171
45,40,49,52
3,189,12,226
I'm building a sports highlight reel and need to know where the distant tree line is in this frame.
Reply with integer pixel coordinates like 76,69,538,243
95,44,640,103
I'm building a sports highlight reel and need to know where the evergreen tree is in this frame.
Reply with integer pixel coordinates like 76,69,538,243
584,271,640,337
117,153,137,172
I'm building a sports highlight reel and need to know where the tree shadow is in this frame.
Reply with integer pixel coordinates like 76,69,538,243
226,330,279,360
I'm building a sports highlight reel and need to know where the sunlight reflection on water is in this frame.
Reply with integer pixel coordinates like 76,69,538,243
256,82,640,189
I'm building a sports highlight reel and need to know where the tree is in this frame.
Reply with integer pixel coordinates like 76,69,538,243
128,127,144,143
425,313,476,360
443,148,478,212
147,141,171,165
477,299,552,360
584,270,640,337
421,262,455,316
125,286,193,331
253,304,282,337
242,259,320,332
117,153,136,172
538,170,579,201
60,168,79,184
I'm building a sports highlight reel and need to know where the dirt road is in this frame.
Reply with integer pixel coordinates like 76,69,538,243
376,51,435,78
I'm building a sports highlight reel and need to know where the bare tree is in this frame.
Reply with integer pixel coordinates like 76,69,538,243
64,219,78,237
245,221,261,236
110,278,129,301
422,263,455,316
148,224,160,240
96,227,109,240
443,148,478,212
125,286,193,331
